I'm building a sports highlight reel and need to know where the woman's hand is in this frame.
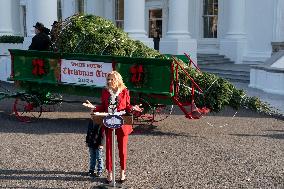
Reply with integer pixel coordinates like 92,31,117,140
82,100,95,109
132,104,143,112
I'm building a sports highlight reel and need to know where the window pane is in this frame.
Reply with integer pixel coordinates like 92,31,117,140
57,0,62,21
203,16,217,38
21,6,27,37
115,0,124,28
203,0,218,38
75,0,84,14
148,9,162,38
149,9,162,19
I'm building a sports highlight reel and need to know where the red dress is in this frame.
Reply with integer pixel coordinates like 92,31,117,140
94,88,133,171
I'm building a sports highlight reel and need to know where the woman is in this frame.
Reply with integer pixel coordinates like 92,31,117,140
83,71,141,183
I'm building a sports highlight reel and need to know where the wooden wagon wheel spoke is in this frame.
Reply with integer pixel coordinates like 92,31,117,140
13,94,42,122
153,104,174,122
131,96,154,126
42,93,63,112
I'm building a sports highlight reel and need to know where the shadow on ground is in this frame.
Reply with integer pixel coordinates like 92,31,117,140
0,168,96,183
229,132,284,140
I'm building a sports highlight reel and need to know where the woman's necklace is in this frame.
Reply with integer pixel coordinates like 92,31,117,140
108,88,120,113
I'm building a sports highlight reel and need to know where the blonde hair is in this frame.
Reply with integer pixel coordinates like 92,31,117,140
106,71,126,90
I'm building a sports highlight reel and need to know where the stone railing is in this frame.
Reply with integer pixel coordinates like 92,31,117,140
0,43,23,81
271,42,284,55
0,43,23,55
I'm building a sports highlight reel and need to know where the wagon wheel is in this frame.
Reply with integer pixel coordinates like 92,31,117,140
13,94,42,122
152,104,174,122
131,96,154,126
42,93,63,112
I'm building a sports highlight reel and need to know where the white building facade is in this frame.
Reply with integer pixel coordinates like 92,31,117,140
0,0,284,93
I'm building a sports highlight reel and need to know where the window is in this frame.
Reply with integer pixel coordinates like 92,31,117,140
148,9,162,38
57,0,62,21
21,6,27,37
203,0,218,38
115,0,124,29
75,0,84,14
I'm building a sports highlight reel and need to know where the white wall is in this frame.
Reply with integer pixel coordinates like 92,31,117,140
244,0,275,62
250,67,284,95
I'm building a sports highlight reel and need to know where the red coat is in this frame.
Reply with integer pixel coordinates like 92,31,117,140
94,88,133,136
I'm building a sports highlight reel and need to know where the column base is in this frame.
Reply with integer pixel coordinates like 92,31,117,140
23,37,32,50
0,43,23,55
220,38,247,64
128,34,154,49
159,38,197,63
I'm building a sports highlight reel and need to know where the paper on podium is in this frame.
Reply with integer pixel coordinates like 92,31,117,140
92,112,109,116
91,112,133,125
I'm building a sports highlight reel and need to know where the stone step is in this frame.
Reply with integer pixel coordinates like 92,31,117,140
197,53,251,83
199,64,251,73
197,53,225,58
200,68,249,77
198,59,234,64
202,71,250,83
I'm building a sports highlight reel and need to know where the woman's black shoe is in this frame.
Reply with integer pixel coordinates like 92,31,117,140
119,178,127,183
88,170,95,177
106,179,112,184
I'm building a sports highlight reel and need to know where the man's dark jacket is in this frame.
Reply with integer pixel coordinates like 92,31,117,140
29,32,51,51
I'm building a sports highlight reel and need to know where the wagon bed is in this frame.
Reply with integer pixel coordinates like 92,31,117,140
6,49,208,122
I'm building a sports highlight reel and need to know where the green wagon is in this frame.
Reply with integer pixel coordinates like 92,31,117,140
5,49,208,123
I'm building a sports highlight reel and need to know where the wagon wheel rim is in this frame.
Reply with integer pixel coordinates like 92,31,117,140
131,96,154,126
153,104,174,122
13,94,42,122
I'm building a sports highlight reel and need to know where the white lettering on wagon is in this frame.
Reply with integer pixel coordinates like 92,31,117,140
61,59,112,86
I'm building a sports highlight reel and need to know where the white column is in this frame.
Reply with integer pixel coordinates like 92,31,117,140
167,0,191,38
30,0,58,30
272,0,284,42
159,0,197,62
86,0,104,17
26,0,58,36
11,0,21,36
0,0,14,35
104,0,114,21
226,1,246,38
124,0,153,48
220,0,247,64
62,0,76,20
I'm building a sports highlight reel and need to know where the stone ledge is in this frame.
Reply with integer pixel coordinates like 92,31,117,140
251,65,284,73
0,43,22,55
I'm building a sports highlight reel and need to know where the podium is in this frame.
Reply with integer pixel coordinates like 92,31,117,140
90,112,132,188
90,112,133,125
